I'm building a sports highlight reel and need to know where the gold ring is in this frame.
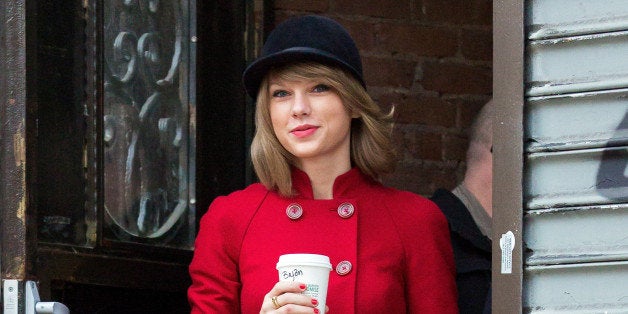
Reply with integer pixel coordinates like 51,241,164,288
271,296,281,309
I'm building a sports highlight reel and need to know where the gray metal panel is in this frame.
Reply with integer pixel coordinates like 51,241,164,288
527,0,628,40
523,261,628,313
524,204,628,265
526,30,628,97
524,146,628,209
525,89,628,152
524,1,628,313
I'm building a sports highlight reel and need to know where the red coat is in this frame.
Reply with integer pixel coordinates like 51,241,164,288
188,168,458,313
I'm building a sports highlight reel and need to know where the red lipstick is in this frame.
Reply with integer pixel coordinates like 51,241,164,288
291,124,318,138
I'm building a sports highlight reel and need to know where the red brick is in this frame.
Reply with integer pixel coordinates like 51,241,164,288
420,62,492,94
390,125,412,160
377,23,457,57
274,0,329,12
379,93,456,127
414,132,443,161
461,28,492,61
443,134,468,161
273,12,300,26
362,57,417,88
394,126,443,161
333,0,413,19
416,0,492,26
383,161,459,195
339,19,378,52
456,98,490,129
390,125,406,152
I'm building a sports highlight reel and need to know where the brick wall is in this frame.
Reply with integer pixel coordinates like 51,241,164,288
273,0,493,196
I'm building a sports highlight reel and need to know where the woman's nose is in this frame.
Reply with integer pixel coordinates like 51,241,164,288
291,92,311,117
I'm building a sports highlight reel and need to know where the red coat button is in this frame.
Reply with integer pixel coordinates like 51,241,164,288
337,202,354,218
335,260,352,276
286,203,303,220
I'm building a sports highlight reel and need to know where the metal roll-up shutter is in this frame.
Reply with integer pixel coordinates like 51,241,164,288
523,1,628,312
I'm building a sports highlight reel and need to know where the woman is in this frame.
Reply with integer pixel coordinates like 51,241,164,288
188,15,458,313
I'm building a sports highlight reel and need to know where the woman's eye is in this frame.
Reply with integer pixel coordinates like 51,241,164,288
312,84,330,93
272,90,289,97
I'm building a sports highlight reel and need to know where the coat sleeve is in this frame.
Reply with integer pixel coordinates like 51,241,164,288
187,186,267,314
396,193,459,313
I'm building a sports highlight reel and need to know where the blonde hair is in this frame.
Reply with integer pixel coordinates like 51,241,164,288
251,62,396,197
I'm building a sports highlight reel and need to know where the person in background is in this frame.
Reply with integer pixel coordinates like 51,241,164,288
430,99,493,314
188,15,458,313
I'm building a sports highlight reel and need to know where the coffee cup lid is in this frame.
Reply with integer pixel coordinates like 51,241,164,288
276,254,332,270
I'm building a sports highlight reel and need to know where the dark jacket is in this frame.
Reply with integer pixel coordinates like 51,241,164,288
430,188,492,314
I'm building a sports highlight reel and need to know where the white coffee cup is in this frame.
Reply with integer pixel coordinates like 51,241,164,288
276,254,332,311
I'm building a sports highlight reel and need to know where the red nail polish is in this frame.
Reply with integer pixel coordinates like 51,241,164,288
314,309,319,314
311,298,318,306
300,283,306,290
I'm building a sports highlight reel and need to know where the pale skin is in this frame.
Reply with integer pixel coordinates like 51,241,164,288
259,74,355,313
461,145,492,217
269,75,355,200
460,102,493,218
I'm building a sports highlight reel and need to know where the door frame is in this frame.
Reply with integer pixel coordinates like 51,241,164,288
492,0,525,313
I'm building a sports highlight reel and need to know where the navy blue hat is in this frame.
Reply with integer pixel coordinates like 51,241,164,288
242,15,365,99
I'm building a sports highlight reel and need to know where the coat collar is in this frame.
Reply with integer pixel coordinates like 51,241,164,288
291,167,374,199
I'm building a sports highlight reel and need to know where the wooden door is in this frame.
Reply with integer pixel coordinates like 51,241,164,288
1,0,263,312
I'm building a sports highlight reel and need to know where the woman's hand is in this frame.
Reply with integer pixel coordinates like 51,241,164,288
260,281,327,313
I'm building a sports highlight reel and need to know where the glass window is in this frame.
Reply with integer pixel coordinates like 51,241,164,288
103,0,194,248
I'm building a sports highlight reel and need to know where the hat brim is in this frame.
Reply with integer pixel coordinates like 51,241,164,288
242,47,366,99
